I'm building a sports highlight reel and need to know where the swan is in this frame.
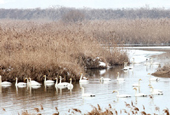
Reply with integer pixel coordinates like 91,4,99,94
0,75,12,86
150,58,160,65
132,79,142,87
128,64,133,69
15,77,26,87
79,73,89,83
144,58,150,66
116,72,125,81
150,86,163,95
29,78,41,86
55,78,66,89
100,77,111,82
43,75,54,85
148,84,163,93
67,78,73,89
80,86,95,97
25,77,39,85
123,62,129,70
112,90,131,98
133,88,147,97
55,76,69,88
132,58,141,64
148,73,160,81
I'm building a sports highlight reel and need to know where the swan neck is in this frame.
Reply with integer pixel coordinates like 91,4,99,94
29,78,31,85
117,73,119,79
135,89,137,95
138,80,140,85
151,87,154,92
81,87,84,94
60,77,62,83
55,79,58,85
116,90,119,96
45,76,46,82
80,74,83,80
15,78,17,85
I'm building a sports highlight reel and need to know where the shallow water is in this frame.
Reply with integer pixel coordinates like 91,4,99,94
0,47,170,115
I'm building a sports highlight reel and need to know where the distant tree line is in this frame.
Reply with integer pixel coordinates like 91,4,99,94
0,7,170,22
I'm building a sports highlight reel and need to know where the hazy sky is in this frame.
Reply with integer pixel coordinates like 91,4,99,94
0,0,170,9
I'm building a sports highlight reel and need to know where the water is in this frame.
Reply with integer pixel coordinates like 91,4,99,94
0,47,170,115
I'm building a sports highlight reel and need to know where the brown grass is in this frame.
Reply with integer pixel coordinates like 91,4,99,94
0,20,128,82
19,103,169,115
90,18,170,45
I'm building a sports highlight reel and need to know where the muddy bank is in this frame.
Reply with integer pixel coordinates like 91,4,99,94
151,49,170,78
152,71,170,77
152,65,170,78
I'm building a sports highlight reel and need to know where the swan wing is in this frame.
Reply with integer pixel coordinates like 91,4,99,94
117,78,125,81
83,93,95,97
1,81,12,85
117,94,131,98
135,93,147,97
17,82,27,86
132,84,139,87
104,78,111,81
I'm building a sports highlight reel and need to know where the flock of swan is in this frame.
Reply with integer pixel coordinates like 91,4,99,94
0,57,162,99
0,74,73,90
112,57,163,99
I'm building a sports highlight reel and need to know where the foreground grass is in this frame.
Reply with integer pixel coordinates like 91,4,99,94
13,102,169,115
0,20,128,82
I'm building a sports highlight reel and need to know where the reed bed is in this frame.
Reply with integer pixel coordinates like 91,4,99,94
79,18,170,45
17,102,169,115
0,20,128,82
1,18,170,81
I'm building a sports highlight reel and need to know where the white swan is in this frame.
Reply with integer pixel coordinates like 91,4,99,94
133,88,147,97
67,78,73,89
55,78,65,89
132,58,141,64
150,58,160,65
15,77,27,87
132,79,142,87
123,62,129,70
29,78,41,86
117,72,125,81
128,64,133,69
148,84,163,93
148,73,160,81
100,77,111,82
144,58,150,66
150,86,163,95
112,90,131,98
79,73,89,83
0,75,12,86
55,76,69,88
43,75,54,85
80,86,95,97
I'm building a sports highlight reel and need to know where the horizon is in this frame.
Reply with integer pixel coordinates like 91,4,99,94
0,0,170,10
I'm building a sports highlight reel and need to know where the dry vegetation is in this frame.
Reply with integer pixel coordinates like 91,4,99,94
90,18,170,45
17,102,169,115
0,20,128,82
1,18,170,81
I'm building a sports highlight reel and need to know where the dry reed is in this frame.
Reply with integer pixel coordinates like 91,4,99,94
0,20,128,82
